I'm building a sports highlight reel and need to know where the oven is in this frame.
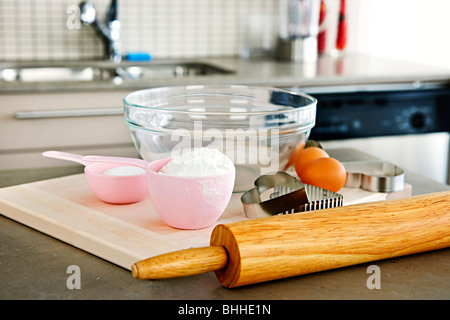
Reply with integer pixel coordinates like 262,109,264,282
289,82,450,184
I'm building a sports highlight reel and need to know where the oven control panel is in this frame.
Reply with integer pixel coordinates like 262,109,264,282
304,88,450,140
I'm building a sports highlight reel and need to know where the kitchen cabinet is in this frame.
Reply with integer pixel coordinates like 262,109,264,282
0,90,139,171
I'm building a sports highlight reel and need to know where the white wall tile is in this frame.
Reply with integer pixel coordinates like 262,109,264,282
0,0,278,61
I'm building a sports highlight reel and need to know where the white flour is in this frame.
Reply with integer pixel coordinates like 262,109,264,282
103,166,145,176
159,148,234,177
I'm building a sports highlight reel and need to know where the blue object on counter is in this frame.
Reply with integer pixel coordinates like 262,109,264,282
126,52,152,62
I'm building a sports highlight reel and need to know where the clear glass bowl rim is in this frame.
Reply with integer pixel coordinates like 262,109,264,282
123,84,317,116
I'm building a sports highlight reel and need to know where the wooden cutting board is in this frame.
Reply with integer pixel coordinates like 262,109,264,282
0,173,411,270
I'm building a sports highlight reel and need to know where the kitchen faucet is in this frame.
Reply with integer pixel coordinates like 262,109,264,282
79,0,122,63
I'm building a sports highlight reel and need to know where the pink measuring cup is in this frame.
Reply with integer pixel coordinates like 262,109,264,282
146,158,235,230
43,151,148,204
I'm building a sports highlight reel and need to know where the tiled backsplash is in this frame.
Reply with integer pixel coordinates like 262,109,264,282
0,0,278,61
2,1,449,68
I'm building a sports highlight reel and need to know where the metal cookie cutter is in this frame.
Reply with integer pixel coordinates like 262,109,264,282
241,171,343,219
343,160,405,193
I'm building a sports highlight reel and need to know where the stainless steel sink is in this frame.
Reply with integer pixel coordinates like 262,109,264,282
118,62,235,80
0,62,235,83
0,66,117,82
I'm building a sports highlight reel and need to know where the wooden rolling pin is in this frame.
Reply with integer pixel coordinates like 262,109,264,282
132,191,450,288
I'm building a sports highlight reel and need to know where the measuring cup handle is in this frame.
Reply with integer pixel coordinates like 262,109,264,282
83,155,148,168
42,151,89,166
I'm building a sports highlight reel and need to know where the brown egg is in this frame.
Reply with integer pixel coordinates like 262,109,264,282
294,146,329,178
299,157,347,193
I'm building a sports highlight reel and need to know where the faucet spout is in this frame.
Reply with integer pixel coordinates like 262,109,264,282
79,0,122,63
106,0,118,23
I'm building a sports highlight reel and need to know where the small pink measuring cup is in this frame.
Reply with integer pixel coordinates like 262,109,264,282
43,151,148,204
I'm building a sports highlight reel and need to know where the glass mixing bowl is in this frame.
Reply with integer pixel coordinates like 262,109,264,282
123,85,317,192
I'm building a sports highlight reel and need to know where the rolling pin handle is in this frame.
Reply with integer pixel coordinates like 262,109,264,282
132,246,228,280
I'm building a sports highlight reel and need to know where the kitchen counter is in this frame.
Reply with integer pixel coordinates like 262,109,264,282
1,53,449,93
1,148,449,300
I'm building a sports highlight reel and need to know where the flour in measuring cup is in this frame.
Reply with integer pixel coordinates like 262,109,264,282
103,166,145,176
159,148,234,177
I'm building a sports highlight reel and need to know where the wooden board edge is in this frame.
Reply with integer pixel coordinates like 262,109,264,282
0,185,187,270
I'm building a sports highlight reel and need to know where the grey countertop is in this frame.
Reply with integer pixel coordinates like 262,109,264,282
2,54,449,93
1,148,449,300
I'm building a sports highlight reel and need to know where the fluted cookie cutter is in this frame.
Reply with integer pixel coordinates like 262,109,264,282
343,160,405,193
241,171,343,219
